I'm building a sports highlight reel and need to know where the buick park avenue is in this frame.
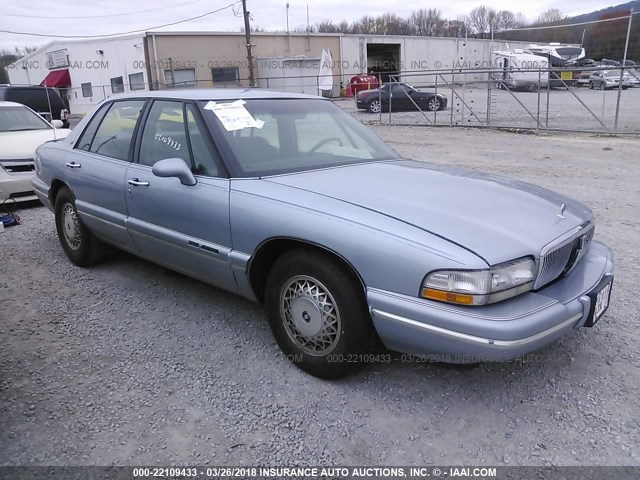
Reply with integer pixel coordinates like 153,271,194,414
32,90,614,378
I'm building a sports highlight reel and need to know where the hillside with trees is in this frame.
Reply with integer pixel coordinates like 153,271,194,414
294,3,640,61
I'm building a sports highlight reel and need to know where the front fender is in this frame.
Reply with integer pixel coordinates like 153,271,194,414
230,179,486,297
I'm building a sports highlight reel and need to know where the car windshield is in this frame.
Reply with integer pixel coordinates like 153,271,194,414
0,106,51,132
555,47,583,59
203,98,397,177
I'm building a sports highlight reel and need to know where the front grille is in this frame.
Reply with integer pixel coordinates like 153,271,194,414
535,224,595,289
9,191,35,199
1,159,35,174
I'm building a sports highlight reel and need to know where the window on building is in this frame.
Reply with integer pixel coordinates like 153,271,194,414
129,72,146,91
110,76,125,94
81,82,93,97
164,69,196,88
211,67,239,84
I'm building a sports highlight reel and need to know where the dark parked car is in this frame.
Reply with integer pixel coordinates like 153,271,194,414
600,58,621,67
0,85,69,128
356,83,447,114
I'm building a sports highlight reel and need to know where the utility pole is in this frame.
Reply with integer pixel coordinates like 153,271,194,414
242,0,255,87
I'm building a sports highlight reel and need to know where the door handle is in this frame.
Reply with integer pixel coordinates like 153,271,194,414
127,178,150,187
65,161,82,168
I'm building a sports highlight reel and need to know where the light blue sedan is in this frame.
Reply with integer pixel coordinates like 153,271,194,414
33,90,614,378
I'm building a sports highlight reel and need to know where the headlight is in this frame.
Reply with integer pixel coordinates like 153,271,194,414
421,257,536,306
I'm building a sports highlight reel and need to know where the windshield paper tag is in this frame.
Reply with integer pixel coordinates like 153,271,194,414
204,100,264,131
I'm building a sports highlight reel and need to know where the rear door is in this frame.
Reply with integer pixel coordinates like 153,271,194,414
125,100,235,289
65,99,147,250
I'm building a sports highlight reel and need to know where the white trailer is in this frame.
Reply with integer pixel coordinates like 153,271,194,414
492,50,549,91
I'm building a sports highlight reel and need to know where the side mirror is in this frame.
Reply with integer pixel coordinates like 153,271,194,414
51,119,64,128
152,158,196,186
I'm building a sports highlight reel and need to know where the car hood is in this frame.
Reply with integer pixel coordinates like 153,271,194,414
0,129,70,159
265,160,593,265
356,88,381,97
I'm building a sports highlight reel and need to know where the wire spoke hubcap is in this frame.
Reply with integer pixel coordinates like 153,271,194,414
62,203,81,250
280,275,341,356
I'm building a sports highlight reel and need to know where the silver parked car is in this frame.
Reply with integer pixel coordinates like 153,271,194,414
33,90,614,379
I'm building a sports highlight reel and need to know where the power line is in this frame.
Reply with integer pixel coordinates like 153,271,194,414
0,2,241,38
0,0,210,19
506,10,640,32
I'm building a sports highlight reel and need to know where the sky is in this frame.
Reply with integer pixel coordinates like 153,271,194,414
0,0,627,51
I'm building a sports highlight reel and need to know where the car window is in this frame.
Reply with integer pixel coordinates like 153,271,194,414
89,100,145,161
76,103,113,151
185,104,221,177
391,84,412,94
139,100,190,168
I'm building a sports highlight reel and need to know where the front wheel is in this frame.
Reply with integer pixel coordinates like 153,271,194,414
54,187,107,266
426,96,442,111
264,249,375,379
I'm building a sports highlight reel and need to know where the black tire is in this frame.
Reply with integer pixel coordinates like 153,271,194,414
426,96,441,111
367,99,382,114
54,187,107,267
264,249,375,379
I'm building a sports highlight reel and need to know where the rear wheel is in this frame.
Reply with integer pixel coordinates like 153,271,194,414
264,249,375,379
367,99,382,114
54,187,107,266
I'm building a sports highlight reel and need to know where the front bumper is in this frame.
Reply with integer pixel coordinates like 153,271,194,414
0,170,38,203
368,241,614,362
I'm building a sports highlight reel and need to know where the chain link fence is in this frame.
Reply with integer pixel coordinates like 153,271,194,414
12,65,640,134
344,66,640,134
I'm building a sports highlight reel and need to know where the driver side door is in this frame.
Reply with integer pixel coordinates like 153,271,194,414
124,100,236,290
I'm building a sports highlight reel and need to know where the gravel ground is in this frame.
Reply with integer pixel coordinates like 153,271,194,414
1,126,639,467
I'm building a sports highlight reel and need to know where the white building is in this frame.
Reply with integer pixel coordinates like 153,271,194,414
6,34,148,114
5,31,535,115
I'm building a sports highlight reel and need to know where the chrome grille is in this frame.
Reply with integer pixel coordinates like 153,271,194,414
1,159,35,175
535,224,595,289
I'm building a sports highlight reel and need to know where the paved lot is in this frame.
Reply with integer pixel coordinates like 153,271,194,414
1,126,639,467
343,86,640,133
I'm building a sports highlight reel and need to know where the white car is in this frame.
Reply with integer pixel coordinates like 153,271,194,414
0,101,70,204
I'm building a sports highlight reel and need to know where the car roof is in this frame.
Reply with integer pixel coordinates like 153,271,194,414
0,85,53,90
0,100,27,107
109,88,325,101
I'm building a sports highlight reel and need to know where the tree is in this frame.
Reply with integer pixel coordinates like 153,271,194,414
467,5,496,38
536,8,565,24
317,20,339,33
410,9,442,36
495,10,525,31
